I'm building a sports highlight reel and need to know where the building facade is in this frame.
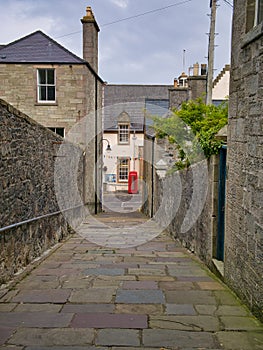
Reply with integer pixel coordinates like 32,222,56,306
0,7,104,210
225,0,263,320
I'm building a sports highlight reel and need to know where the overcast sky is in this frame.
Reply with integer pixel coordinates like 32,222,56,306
0,0,233,84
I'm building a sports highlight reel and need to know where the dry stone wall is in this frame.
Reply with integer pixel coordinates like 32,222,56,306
0,99,84,284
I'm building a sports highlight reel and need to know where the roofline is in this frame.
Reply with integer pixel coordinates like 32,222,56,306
0,30,104,84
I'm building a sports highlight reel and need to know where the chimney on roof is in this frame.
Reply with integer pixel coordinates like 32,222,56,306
81,6,100,73
193,63,199,76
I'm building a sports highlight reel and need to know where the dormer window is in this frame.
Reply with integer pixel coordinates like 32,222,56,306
178,72,188,88
37,68,56,103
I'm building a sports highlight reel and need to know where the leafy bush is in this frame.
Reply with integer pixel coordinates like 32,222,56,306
153,98,228,169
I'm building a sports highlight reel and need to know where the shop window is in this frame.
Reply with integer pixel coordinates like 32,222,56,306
118,158,129,182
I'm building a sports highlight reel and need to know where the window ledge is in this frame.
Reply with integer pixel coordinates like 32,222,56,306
35,103,58,106
241,22,263,48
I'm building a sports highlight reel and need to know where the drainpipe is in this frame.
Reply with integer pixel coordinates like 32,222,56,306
95,78,98,214
151,136,155,218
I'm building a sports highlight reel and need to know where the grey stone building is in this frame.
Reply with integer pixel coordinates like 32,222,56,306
225,0,263,320
0,6,104,211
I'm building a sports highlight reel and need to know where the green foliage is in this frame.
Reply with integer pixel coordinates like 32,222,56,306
153,98,228,170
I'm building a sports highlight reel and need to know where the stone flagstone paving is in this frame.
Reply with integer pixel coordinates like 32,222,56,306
0,212,262,349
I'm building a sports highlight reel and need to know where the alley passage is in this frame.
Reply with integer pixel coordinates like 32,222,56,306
0,212,262,349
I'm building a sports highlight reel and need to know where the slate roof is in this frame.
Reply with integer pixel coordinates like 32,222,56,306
104,85,171,133
0,30,85,64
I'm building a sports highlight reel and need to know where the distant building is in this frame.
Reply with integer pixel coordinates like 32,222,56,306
212,64,230,105
103,85,170,191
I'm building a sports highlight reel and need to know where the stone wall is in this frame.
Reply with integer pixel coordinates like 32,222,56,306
0,99,85,284
225,0,263,320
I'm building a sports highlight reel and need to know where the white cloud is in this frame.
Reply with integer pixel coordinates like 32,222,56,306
110,0,129,9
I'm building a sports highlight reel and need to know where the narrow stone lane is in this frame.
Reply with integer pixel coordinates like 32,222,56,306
0,213,262,349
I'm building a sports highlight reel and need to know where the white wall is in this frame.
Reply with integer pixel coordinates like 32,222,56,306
102,132,144,191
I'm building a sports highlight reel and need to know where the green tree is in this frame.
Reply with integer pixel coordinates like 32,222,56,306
152,98,228,170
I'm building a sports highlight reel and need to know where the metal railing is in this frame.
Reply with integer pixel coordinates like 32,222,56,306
0,205,83,233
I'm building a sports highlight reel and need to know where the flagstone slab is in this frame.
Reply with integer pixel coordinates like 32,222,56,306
220,316,263,331
116,289,165,304
96,329,140,346
166,304,196,315
165,290,216,305
71,313,147,328
122,281,158,290
83,268,125,276
143,329,217,348
0,327,15,346
159,281,196,290
216,331,263,350
69,288,116,303
8,328,94,346
149,315,221,331
14,303,62,313
12,290,71,304
115,303,163,315
62,303,115,313
0,312,73,328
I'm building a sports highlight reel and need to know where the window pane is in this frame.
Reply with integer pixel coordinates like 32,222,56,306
47,86,55,101
47,69,55,84
119,124,129,143
39,86,46,101
38,69,46,84
56,128,64,137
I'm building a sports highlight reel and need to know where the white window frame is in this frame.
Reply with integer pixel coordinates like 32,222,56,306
48,127,65,137
118,158,129,182
118,124,130,144
37,68,56,103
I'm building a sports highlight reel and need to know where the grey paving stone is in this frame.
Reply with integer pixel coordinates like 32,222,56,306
166,304,196,315
143,329,218,348
71,313,147,328
215,305,249,316
26,347,107,350
14,303,62,313
8,328,94,346
122,281,158,290
0,312,73,328
115,303,163,315
213,291,241,306
69,288,115,303
116,289,165,304
96,329,140,346
220,316,263,331
128,268,166,276
149,315,221,331
195,304,217,315
216,331,263,350
61,303,114,313
0,303,17,312
12,290,70,304
0,327,15,346
165,290,216,304
83,268,125,276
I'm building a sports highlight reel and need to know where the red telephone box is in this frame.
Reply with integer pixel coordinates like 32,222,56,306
128,171,138,194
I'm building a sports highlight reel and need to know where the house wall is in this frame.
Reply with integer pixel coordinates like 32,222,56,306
0,99,85,284
0,63,103,208
0,63,96,133
225,0,263,320
103,132,144,191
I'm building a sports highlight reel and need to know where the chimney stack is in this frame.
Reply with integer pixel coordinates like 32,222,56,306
81,6,100,73
193,63,199,76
